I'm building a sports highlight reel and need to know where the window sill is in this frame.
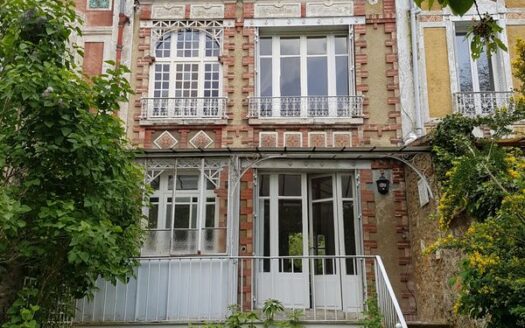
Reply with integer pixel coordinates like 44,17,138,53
248,117,364,125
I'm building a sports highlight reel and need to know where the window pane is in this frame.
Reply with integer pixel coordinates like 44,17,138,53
172,230,198,254
279,174,301,196
260,38,272,56
343,201,357,274
205,34,220,57
260,199,270,272
278,199,303,273
280,57,301,96
455,34,474,92
477,51,495,92
176,175,199,190
260,58,273,97
307,37,327,55
335,36,348,54
155,34,171,58
176,29,200,57
311,176,333,200
205,203,216,228
341,175,353,198
336,56,349,96
259,175,270,196
312,201,335,274
280,38,300,56
307,57,328,96
148,199,159,229
150,176,160,190
174,204,190,228
165,203,172,229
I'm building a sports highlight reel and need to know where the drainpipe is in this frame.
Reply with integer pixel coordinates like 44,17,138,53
410,0,423,137
116,0,130,66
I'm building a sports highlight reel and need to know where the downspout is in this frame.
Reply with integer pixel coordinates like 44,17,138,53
410,0,423,137
116,0,130,66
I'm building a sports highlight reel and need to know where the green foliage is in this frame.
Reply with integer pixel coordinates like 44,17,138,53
429,39,525,327
361,298,383,328
201,300,303,328
413,0,507,59
0,0,146,324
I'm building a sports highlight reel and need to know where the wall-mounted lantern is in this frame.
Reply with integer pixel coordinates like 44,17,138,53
376,172,390,195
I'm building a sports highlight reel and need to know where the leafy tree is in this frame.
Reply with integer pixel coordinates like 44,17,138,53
428,40,525,327
0,0,146,325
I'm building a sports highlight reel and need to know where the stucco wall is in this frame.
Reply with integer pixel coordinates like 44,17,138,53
423,28,452,118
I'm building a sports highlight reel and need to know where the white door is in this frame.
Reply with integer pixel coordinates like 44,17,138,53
256,174,310,308
309,174,362,312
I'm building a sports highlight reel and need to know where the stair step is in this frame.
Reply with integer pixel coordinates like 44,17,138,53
407,322,451,328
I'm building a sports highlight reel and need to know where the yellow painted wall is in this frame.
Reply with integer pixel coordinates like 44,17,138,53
423,28,452,118
506,0,525,8
507,25,525,90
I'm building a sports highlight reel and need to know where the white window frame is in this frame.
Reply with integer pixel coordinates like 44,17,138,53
149,29,223,100
144,170,222,255
259,35,353,98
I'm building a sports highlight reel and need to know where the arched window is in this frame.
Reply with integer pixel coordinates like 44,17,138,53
147,28,224,119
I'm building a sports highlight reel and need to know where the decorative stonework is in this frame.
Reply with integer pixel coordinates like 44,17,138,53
153,131,178,149
308,132,327,147
259,132,278,147
190,4,224,19
189,130,214,149
254,2,301,18
151,4,185,19
306,1,354,17
284,132,302,147
333,132,352,148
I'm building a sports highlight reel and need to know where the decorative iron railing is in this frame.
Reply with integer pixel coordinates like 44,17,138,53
141,97,228,120
75,255,407,327
454,91,514,116
248,96,364,119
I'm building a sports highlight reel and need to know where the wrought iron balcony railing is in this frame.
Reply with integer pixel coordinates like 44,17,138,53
248,95,364,119
141,97,228,120
454,91,514,117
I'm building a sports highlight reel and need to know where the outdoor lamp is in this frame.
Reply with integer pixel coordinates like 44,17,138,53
376,172,390,195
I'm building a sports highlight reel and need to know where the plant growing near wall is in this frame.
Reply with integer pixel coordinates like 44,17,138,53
0,0,145,325
361,298,383,328
428,40,525,328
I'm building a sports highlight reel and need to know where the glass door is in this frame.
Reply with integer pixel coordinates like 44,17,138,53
309,174,362,312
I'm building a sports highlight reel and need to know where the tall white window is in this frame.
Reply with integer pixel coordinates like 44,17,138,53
453,25,511,116
255,34,356,118
146,28,224,119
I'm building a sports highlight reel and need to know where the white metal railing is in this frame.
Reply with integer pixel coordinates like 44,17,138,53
141,97,228,120
248,96,364,119
454,91,514,117
74,255,407,327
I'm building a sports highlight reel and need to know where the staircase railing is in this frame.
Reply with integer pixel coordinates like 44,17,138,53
375,256,408,328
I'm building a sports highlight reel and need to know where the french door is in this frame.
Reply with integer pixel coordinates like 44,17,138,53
255,173,362,311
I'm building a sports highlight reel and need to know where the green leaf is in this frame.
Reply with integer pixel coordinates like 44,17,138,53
447,0,474,15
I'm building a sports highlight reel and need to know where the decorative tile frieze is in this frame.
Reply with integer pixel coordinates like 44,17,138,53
333,132,352,147
308,132,327,147
284,132,302,147
254,2,301,18
189,130,214,149
306,1,354,17
153,131,178,149
151,4,185,20
259,132,278,147
190,4,224,19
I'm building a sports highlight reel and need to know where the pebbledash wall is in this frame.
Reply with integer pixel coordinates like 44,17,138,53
76,0,419,320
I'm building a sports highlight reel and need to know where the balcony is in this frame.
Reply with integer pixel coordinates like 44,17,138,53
454,91,514,117
140,97,228,124
248,96,364,125
75,255,407,327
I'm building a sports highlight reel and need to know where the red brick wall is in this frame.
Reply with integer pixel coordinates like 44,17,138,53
83,42,104,76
